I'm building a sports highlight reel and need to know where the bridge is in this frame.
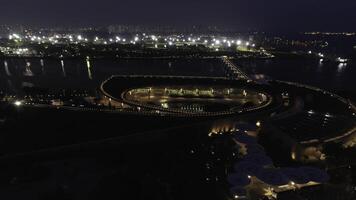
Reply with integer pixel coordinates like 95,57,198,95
221,56,251,80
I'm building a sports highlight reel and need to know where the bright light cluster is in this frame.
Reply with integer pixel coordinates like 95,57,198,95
7,32,257,51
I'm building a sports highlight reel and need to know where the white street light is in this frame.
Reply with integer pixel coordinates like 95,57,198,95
14,101,22,106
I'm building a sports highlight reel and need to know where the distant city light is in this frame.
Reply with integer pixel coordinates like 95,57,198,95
0,32,266,58
14,101,22,106
13,34,20,39
325,113,332,118
337,57,348,63
256,121,261,127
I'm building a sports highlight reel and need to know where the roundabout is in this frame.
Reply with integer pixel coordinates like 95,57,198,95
100,75,356,146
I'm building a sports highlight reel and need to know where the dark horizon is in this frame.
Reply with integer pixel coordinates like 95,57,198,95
1,0,356,32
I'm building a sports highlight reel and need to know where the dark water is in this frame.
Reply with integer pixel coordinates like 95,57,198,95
0,58,226,93
0,57,355,94
237,58,356,92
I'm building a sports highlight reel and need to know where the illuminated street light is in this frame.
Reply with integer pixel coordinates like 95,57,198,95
13,34,20,39
256,121,261,127
14,101,22,107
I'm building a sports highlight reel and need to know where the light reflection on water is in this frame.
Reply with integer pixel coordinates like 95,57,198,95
60,60,66,77
4,60,11,76
0,58,227,92
86,57,93,80
0,57,355,93
237,58,356,91
337,63,347,73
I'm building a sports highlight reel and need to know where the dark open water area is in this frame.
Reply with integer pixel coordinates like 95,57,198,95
237,58,356,92
0,58,225,93
0,57,355,95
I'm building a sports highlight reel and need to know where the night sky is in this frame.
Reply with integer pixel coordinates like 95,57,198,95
1,0,356,31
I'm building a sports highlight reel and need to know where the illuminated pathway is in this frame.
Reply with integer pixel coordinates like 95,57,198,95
100,75,274,117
